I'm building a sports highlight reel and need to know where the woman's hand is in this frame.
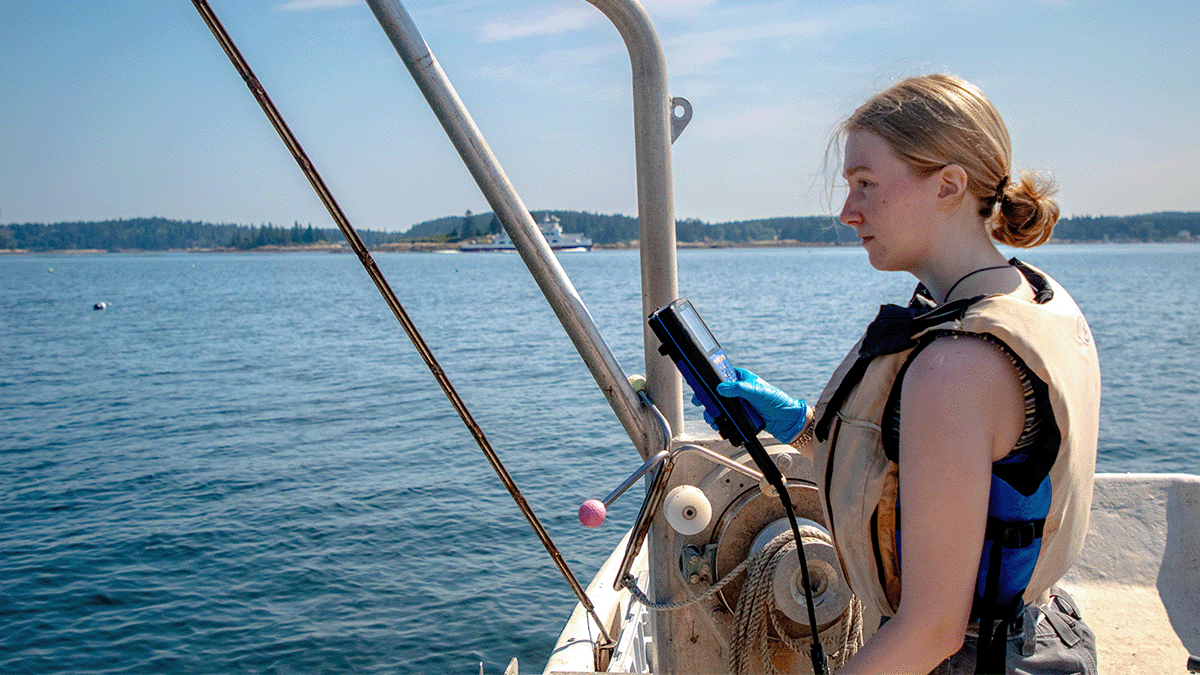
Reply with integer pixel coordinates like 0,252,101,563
691,367,809,444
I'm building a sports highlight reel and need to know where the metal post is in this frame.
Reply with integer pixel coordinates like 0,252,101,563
365,0,669,458
583,0,684,439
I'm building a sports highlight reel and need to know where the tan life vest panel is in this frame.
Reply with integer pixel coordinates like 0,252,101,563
812,262,1101,619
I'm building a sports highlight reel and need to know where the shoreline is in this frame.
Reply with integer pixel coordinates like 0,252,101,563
1,239,1195,256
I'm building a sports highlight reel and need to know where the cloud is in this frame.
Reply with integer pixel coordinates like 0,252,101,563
475,0,719,41
641,0,719,16
666,17,827,73
692,104,797,141
469,41,625,92
662,2,918,78
480,5,600,42
274,0,358,11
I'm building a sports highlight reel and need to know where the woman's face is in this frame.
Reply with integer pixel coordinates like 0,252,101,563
839,130,941,273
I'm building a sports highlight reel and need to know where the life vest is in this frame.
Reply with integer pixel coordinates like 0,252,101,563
811,261,1100,636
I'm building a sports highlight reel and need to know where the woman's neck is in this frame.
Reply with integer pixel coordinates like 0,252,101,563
914,216,1018,304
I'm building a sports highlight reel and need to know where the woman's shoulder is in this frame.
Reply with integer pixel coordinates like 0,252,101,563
906,333,1019,385
902,334,1026,461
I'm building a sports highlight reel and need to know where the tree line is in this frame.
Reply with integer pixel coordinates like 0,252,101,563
1049,212,1199,243
0,217,382,251
2,211,1196,252
404,210,1199,246
399,210,860,245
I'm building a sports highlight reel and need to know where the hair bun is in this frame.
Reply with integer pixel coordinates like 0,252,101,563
993,171,1059,248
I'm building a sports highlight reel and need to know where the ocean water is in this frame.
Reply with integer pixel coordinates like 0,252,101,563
1,244,1197,674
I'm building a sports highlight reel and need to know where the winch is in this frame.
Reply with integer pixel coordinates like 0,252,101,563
582,434,862,673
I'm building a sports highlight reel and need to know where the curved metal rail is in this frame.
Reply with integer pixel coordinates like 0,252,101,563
583,0,684,434
364,0,682,459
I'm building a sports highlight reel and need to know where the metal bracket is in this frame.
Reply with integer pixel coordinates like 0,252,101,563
670,97,692,143
681,543,718,587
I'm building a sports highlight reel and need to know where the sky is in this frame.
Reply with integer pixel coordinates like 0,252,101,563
1,0,1197,232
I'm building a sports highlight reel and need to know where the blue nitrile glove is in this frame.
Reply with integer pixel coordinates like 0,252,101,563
716,367,809,444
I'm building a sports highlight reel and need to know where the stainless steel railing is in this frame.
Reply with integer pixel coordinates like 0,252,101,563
365,0,684,457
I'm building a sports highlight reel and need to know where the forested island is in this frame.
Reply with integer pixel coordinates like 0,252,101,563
1,211,1196,252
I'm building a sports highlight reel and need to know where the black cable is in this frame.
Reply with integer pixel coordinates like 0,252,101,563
742,435,829,674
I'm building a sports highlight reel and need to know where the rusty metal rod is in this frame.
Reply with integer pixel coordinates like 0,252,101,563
190,0,612,647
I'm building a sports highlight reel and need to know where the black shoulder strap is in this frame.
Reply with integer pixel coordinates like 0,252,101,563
815,297,979,442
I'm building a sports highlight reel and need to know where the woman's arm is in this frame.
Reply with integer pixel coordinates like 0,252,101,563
836,335,1025,674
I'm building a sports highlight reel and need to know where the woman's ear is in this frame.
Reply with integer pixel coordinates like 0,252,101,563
936,164,968,201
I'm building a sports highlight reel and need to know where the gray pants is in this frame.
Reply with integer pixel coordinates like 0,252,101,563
928,588,1097,675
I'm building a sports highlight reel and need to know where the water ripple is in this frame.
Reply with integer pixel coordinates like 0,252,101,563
1,247,1196,673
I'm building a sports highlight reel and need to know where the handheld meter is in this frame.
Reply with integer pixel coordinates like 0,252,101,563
648,298,831,674
648,298,765,447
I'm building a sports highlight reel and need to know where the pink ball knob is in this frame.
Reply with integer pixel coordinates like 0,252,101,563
578,499,607,528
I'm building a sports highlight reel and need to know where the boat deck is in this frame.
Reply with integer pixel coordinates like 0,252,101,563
544,473,1200,674
1059,473,1200,674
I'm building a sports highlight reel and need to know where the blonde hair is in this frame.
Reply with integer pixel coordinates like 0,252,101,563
833,74,1059,248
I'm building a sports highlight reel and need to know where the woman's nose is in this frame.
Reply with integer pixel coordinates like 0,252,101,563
839,196,862,228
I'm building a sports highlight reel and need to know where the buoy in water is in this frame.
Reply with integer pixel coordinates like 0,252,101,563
93,302,107,310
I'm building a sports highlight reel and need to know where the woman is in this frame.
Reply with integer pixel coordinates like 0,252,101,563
716,74,1100,674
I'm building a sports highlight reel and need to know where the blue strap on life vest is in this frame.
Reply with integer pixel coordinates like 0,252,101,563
974,474,1051,674
978,474,1051,609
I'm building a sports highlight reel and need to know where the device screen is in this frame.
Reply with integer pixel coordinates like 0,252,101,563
677,300,719,357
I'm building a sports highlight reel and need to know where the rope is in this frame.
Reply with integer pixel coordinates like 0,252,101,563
626,526,863,673
731,527,863,674
624,554,753,612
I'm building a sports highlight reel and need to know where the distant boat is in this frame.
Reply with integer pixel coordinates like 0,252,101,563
460,215,592,252
198,4,1200,673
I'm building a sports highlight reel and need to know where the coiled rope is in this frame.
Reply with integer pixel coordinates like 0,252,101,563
626,526,863,674
731,527,863,674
